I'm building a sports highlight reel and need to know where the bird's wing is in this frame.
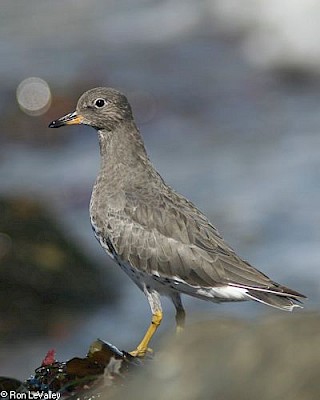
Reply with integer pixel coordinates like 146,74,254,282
106,186,280,291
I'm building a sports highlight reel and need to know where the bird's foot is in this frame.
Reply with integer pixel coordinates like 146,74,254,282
128,346,153,358
176,325,184,335
127,310,162,358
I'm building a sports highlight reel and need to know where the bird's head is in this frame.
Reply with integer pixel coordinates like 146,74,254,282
49,87,133,132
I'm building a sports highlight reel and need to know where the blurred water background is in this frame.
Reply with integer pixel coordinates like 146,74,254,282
0,0,319,379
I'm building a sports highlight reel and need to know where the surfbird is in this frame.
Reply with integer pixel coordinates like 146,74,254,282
49,87,306,357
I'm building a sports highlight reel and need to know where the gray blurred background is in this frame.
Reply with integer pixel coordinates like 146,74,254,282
0,0,319,379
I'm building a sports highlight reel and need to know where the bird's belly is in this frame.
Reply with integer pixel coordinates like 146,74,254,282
112,256,248,302
115,258,176,295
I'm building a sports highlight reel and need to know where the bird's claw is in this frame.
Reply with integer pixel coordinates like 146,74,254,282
128,347,153,358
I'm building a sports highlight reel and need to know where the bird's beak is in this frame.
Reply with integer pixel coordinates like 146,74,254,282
48,111,84,128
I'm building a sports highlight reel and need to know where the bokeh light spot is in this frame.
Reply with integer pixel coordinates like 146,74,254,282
16,77,52,116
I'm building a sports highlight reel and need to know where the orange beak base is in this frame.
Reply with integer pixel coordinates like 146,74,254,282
49,111,84,128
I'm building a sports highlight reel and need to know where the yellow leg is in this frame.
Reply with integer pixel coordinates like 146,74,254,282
129,310,163,357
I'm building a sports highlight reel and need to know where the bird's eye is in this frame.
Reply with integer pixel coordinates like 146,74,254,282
94,98,107,108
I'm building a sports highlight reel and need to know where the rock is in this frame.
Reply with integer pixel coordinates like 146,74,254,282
113,313,320,400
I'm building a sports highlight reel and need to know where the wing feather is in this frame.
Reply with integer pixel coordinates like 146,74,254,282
103,186,277,291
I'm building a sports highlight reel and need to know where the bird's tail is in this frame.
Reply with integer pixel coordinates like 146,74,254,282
244,284,306,311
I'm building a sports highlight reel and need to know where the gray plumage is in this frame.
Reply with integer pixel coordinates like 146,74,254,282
49,87,305,324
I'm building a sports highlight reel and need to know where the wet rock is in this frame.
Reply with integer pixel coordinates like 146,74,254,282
0,339,144,400
23,339,142,398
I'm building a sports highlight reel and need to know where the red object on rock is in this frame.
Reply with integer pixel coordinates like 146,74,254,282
42,349,56,366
